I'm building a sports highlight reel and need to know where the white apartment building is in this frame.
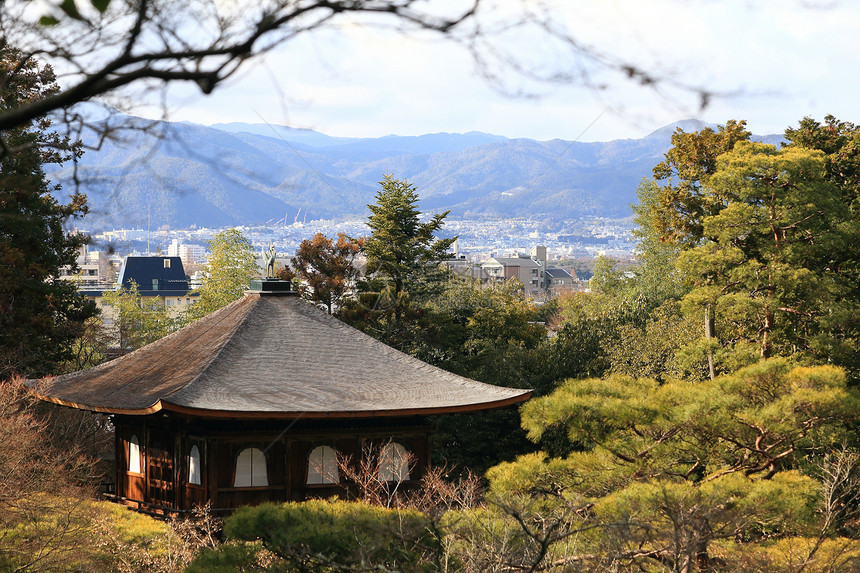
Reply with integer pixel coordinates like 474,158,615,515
167,238,207,266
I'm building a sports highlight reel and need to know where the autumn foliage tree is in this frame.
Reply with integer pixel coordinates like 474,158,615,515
289,232,362,314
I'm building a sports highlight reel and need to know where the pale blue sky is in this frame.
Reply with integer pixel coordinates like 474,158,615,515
150,0,860,142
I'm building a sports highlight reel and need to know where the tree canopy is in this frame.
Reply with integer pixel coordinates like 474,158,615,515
288,232,362,314
186,228,259,321
678,142,850,361
488,360,860,571
362,174,455,299
633,118,860,379
0,46,97,378
647,119,752,246
341,175,455,351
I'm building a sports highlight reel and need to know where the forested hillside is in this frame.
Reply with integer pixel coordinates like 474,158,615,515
48,112,779,230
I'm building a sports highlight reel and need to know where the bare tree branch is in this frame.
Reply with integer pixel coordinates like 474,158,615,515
0,0,728,142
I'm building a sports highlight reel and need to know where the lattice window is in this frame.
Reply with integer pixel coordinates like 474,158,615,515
307,445,339,484
378,442,410,482
234,448,268,487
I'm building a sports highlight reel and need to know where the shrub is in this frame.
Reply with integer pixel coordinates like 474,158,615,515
187,498,440,573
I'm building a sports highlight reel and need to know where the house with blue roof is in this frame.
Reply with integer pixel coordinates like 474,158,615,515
116,256,197,312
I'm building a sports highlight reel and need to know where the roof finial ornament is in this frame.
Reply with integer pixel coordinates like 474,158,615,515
264,244,277,278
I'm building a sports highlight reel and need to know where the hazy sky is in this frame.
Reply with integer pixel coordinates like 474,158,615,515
150,0,860,142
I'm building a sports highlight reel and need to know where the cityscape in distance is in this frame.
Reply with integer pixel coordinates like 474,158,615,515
58,112,781,267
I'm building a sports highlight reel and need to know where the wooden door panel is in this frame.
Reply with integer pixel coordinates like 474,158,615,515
147,432,175,508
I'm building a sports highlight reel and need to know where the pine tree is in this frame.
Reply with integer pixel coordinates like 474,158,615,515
642,118,859,378
341,175,455,353
361,174,455,299
0,47,96,378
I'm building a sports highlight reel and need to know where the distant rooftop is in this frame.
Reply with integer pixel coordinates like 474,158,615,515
117,256,190,296
483,256,542,267
544,268,573,279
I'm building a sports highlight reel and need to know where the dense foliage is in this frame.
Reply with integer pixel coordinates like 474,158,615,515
362,174,455,296
634,118,860,380
186,500,440,573
486,360,860,571
286,232,362,314
0,46,96,378
186,228,259,321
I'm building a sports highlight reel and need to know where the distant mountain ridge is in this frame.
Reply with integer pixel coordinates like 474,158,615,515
50,114,781,231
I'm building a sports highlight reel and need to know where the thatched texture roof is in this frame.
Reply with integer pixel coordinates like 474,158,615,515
28,288,531,418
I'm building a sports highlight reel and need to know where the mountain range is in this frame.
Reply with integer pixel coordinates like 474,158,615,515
48,114,781,231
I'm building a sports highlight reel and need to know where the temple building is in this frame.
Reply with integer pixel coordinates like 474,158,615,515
27,280,531,514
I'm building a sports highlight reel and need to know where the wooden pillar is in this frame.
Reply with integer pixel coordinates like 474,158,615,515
174,429,182,510
288,437,293,501
143,422,150,506
113,418,122,499
207,437,217,510
424,431,432,472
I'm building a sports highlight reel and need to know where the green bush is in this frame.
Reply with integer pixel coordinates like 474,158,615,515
0,496,191,572
186,499,440,573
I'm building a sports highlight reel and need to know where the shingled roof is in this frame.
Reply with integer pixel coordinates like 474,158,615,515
28,286,531,418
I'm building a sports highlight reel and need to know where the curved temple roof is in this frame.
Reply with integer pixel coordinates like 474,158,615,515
28,288,531,418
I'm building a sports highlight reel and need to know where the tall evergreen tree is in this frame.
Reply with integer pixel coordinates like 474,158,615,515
679,142,847,361
783,116,860,375
361,174,455,299
639,122,752,377
640,118,859,378
342,175,455,351
648,119,752,245
0,47,96,378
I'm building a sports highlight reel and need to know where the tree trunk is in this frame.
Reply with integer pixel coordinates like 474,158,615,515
705,305,716,380
761,308,774,358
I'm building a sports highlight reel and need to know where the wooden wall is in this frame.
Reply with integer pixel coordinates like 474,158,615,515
112,415,432,513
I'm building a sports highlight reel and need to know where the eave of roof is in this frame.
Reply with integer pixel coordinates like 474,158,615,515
28,291,531,418
135,290,194,297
